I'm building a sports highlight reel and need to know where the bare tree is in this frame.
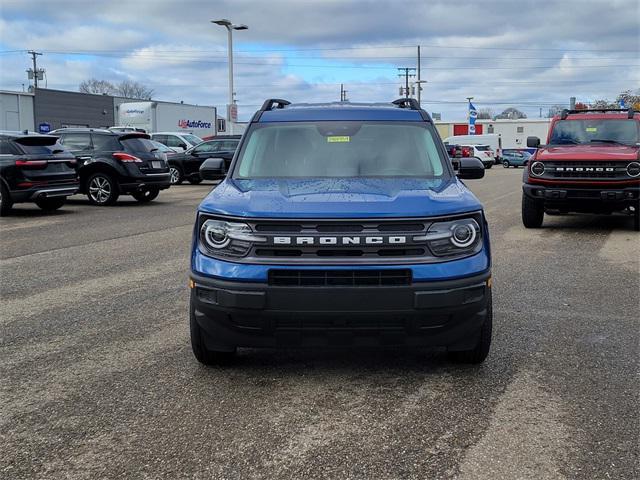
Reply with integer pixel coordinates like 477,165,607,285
616,89,640,110
590,99,617,109
115,80,154,100
546,104,566,118
476,108,494,120
79,78,116,95
495,107,527,120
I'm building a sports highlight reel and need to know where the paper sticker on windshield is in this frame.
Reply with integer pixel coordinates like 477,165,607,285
586,127,597,132
327,136,350,143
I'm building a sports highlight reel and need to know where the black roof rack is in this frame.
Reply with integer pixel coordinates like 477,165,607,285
560,108,636,120
260,98,291,112
252,97,432,122
392,98,421,110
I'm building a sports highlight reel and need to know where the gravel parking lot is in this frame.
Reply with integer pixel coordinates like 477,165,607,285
1,168,638,479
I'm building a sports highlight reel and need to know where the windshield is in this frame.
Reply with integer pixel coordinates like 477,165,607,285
549,119,639,146
183,134,203,145
233,121,448,179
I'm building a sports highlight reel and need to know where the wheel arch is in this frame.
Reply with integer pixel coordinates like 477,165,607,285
79,163,120,192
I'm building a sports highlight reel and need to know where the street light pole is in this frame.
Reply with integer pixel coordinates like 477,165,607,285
212,19,248,135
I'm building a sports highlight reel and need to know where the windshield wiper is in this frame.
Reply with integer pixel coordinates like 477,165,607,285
589,139,625,145
549,139,579,145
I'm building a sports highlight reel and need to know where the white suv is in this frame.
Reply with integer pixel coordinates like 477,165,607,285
460,144,495,169
151,132,203,152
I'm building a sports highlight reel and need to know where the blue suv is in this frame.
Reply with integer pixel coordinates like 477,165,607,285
189,98,492,364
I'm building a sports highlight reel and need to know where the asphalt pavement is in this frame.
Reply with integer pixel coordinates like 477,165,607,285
1,167,638,479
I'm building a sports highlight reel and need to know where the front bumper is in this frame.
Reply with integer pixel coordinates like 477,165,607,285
190,270,491,351
523,183,639,211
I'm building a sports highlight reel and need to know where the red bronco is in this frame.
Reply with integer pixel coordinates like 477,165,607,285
522,108,640,231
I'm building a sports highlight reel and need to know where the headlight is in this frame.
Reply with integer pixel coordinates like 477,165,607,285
530,161,545,176
418,217,482,257
199,218,266,258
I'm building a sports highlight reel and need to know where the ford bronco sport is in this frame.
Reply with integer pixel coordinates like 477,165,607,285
523,108,640,230
189,98,492,364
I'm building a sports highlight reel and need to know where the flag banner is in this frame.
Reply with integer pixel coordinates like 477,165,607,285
469,102,477,135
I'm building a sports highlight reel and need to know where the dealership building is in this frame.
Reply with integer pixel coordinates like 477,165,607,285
0,88,236,134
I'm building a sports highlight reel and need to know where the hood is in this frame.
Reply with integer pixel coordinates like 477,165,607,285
537,144,639,162
199,177,482,218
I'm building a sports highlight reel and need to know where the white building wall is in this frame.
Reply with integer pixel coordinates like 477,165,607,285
0,91,35,131
435,118,551,149
478,119,551,149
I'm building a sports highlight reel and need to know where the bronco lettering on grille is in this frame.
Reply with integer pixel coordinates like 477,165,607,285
272,236,407,245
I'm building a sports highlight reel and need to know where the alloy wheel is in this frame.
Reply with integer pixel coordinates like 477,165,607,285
170,167,180,184
89,176,112,204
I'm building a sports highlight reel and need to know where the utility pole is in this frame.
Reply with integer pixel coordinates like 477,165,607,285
340,84,348,102
27,50,43,89
397,67,416,99
417,46,421,106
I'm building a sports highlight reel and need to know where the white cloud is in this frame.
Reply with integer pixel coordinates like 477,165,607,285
0,0,637,120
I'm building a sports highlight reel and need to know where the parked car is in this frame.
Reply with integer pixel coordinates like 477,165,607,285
149,140,177,156
443,134,502,163
150,132,203,152
522,108,640,230
0,131,79,215
167,136,241,185
459,144,494,169
108,126,147,134
189,98,492,365
501,149,531,168
51,128,171,205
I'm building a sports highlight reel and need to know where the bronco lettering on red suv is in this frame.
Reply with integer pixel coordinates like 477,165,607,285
522,108,640,231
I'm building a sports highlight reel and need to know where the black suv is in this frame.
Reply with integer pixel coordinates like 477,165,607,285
52,129,171,205
167,136,240,185
0,132,79,216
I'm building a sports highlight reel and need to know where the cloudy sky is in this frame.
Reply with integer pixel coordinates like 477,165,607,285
1,0,638,121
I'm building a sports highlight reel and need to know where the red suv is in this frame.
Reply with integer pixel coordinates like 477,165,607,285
522,108,639,231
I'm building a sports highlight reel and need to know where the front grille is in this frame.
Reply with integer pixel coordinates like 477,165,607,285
543,161,631,180
250,219,432,264
268,269,412,287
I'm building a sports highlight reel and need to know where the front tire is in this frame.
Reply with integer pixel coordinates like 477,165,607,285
87,173,119,206
190,291,236,366
0,182,13,216
503,161,510,168
448,294,492,364
188,176,203,185
522,194,544,228
131,188,159,203
35,197,66,211
485,163,493,169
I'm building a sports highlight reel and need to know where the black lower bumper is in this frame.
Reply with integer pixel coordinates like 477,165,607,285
10,184,79,203
119,173,171,193
523,183,639,212
190,271,491,351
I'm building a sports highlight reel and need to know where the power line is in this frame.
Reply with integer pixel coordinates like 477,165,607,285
17,42,638,53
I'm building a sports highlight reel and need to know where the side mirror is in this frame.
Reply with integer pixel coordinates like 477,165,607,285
457,157,485,180
527,136,540,148
199,157,226,180
179,143,187,150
